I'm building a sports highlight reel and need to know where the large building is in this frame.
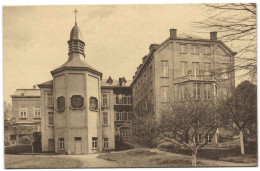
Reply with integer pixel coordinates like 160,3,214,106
131,29,236,143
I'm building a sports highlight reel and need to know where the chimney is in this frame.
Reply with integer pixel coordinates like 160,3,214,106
170,29,177,39
149,44,159,53
33,85,37,89
142,56,148,64
119,77,127,86
210,32,217,41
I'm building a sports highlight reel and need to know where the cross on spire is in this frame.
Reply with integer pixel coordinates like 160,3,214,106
74,9,78,25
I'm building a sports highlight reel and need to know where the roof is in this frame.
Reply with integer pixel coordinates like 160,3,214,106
11,89,40,98
130,31,237,87
38,80,53,88
70,24,83,41
101,78,132,87
178,33,204,39
51,56,102,76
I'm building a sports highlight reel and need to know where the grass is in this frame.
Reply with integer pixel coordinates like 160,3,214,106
162,147,257,163
98,149,204,167
5,155,82,168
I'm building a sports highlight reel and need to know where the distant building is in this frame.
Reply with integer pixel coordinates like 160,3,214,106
131,29,236,144
10,89,41,146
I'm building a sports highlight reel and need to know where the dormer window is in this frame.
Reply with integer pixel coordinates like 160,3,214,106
106,76,113,85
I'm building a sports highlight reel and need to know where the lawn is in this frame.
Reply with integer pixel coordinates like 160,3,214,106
161,147,257,163
5,154,82,168
97,148,205,167
98,148,257,167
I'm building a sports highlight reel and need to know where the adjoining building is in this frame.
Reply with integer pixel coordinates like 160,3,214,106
131,29,236,144
10,88,41,146
101,77,132,150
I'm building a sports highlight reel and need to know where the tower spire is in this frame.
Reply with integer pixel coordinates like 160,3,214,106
74,9,78,25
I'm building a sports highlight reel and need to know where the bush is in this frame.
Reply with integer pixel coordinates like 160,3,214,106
5,145,32,154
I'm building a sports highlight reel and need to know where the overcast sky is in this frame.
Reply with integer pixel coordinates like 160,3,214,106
3,4,225,102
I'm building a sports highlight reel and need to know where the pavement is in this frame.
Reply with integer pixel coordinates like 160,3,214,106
65,153,121,168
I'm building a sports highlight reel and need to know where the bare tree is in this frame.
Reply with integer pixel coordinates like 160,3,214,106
130,102,160,148
4,101,12,146
196,3,256,81
220,80,257,154
157,98,228,166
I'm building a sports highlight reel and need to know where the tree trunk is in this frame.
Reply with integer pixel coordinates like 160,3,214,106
31,142,34,154
240,130,245,154
192,149,197,167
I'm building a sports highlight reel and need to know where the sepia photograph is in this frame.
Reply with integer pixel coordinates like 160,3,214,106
2,2,257,168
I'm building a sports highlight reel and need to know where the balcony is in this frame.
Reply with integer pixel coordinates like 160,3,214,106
173,74,216,84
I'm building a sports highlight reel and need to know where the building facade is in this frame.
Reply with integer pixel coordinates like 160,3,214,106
101,77,132,150
10,89,41,146
131,29,236,144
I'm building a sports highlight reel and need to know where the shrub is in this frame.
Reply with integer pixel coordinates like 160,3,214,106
5,145,32,154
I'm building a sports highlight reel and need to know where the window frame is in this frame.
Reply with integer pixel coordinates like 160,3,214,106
58,138,65,150
34,106,41,118
193,83,201,100
204,62,212,75
160,60,169,77
161,86,169,102
47,93,54,107
103,138,109,148
102,93,109,107
103,112,108,125
19,105,27,119
48,112,54,125
204,45,211,55
120,128,131,137
92,137,98,149
180,44,187,54
180,61,188,76
204,84,211,100
192,62,200,75
191,45,199,54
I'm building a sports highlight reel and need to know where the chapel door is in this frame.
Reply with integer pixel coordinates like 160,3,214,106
75,137,82,155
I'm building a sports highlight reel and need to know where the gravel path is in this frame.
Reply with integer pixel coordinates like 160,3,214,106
66,153,121,168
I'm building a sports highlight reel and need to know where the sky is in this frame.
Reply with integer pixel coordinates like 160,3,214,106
3,4,237,103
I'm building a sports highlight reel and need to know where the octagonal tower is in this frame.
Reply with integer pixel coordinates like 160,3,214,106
50,11,103,154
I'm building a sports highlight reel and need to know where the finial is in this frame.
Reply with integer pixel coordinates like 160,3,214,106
74,9,78,25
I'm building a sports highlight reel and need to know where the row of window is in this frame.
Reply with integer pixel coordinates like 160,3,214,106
180,44,211,55
134,65,153,98
19,105,41,119
115,112,131,121
178,83,218,101
180,61,212,76
161,60,229,79
58,137,109,150
102,94,132,107
135,88,154,115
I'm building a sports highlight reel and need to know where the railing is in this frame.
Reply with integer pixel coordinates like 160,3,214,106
173,74,216,84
